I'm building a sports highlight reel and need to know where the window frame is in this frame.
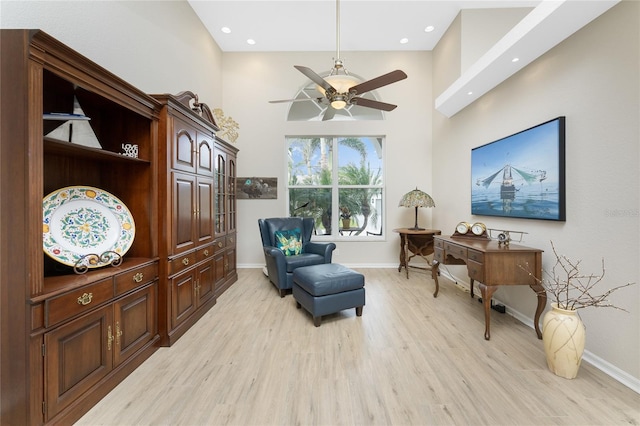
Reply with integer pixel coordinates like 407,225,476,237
286,135,385,241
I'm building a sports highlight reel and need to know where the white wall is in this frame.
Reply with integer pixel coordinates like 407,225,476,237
221,51,434,268
433,1,639,383
1,1,223,104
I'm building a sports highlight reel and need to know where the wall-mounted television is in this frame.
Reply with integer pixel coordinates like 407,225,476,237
471,116,566,221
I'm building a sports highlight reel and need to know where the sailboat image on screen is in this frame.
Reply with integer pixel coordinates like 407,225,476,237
470,116,566,221
476,165,547,214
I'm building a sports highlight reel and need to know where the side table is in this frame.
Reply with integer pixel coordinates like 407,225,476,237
392,228,441,278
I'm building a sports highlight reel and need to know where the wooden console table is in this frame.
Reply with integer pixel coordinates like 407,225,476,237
432,235,545,340
393,228,441,278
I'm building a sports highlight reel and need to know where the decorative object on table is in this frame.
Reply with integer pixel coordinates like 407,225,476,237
44,97,102,148
340,207,352,229
212,108,239,143
398,188,435,230
237,177,277,199
453,221,490,238
522,242,635,379
121,143,139,158
486,228,528,246
43,186,135,274
471,116,565,221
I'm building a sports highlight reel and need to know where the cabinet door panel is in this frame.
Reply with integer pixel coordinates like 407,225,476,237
173,126,196,173
172,172,196,254
114,283,157,367
45,305,113,420
225,247,237,280
197,259,215,306
213,252,226,289
197,136,214,175
197,176,214,246
171,271,196,328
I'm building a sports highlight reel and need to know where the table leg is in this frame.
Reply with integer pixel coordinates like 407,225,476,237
431,260,440,298
478,284,498,340
403,235,410,279
530,283,546,339
397,234,405,273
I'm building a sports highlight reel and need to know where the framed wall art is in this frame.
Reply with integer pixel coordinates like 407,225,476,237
471,116,566,221
236,177,278,199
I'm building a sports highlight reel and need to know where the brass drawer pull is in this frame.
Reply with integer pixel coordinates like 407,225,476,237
133,272,144,283
228,237,234,243
204,249,209,256
182,257,190,266
218,242,223,248
77,292,93,306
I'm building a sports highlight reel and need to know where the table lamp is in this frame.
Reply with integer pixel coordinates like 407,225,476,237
398,188,435,230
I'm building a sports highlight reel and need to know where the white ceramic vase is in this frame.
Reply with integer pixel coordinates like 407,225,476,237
542,303,586,379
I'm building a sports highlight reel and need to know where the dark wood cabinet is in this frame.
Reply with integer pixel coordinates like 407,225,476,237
0,30,161,424
44,281,157,420
214,138,239,297
154,92,238,346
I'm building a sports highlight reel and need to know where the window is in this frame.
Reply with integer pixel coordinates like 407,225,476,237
287,136,384,237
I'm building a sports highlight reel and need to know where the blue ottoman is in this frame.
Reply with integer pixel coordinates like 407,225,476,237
292,263,365,327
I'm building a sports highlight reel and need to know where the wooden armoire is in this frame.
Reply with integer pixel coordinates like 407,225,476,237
0,30,238,425
152,92,238,346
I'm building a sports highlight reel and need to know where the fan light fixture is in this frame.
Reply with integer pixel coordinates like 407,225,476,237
317,75,360,109
268,0,407,120
398,188,435,230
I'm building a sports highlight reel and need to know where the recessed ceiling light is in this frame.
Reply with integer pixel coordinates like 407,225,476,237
512,57,520,63
221,27,231,34
467,91,473,95
424,25,435,33
400,38,409,44
247,39,256,45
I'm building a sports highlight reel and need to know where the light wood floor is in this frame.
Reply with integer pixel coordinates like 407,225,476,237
77,268,640,425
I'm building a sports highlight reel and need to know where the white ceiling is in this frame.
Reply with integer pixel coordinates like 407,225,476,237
188,0,541,52
188,0,620,116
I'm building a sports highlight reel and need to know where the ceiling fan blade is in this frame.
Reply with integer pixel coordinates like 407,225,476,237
349,70,407,95
322,106,336,121
351,97,398,112
269,98,317,104
294,65,334,93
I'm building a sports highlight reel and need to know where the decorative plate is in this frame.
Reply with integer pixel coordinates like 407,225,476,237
43,186,135,269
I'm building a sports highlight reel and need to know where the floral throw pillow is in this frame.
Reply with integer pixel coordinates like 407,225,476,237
274,228,302,256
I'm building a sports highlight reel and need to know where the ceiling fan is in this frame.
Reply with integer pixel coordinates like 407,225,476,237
269,0,408,121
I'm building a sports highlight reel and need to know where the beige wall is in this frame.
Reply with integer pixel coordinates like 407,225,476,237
222,50,433,269
1,0,223,105
433,1,639,382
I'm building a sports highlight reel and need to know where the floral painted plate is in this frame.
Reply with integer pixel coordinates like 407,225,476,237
43,186,135,269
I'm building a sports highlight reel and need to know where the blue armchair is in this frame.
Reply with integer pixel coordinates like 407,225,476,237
258,217,336,297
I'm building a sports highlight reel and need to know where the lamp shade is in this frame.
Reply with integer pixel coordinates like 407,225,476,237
398,188,435,208
399,188,435,230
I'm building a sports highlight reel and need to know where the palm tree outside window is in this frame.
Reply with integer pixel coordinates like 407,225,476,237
287,136,384,237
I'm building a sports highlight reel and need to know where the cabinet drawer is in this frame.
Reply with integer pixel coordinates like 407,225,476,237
197,244,215,263
444,242,467,260
115,263,158,296
169,252,197,276
467,249,484,263
213,237,225,254
434,247,444,263
467,260,484,282
434,238,444,249
46,278,114,327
